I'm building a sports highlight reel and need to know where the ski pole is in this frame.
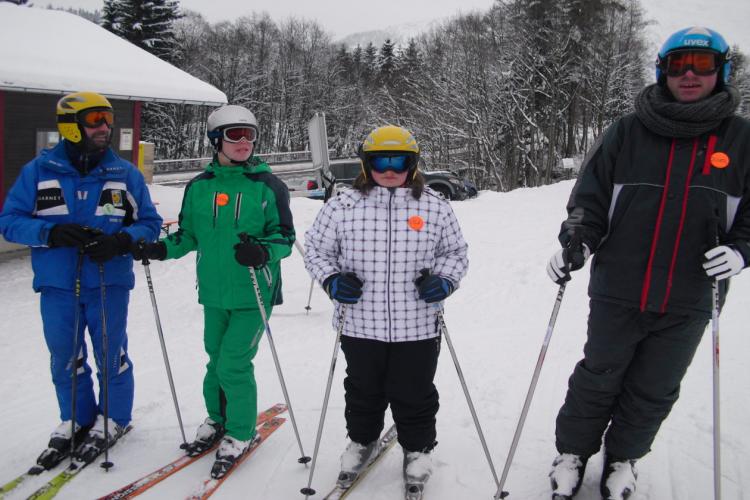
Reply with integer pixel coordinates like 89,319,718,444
300,305,347,498
709,221,722,500
711,271,721,500
437,308,501,494
68,250,84,466
98,264,113,471
138,243,188,448
241,233,310,465
495,281,567,499
293,239,315,314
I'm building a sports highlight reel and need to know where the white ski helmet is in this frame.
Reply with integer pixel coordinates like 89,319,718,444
206,105,259,149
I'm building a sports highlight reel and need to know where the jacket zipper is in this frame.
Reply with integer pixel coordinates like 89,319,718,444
640,139,676,312
660,138,699,313
386,190,394,341
212,192,219,228
234,192,242,228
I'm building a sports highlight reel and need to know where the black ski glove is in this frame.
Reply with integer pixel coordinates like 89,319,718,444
131,240,167,262
323,272,364,304
48,223,96,248
234,239,269,268
84,232,132,263
414,270,454,303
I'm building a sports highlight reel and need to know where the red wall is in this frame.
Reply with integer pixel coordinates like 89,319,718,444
132,100,141,165
0,90,5,208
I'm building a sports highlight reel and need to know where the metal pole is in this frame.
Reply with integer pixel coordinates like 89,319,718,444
248,266,311,465
305,279,315,315
141,256,188,448
69,251,84,466
711,278,721,500
437,310,501,494
99,264,113,470
300,306,347,498
495,282,567,499
293,239,316,314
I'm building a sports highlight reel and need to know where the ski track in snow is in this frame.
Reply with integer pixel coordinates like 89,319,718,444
1,180,748,499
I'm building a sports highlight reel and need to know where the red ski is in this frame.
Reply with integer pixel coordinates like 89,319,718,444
185,417,285,500
98,404,286,500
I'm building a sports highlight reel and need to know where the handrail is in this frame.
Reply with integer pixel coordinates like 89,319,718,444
152,150,337,173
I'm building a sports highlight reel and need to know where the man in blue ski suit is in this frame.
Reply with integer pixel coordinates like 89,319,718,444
0,91,161,466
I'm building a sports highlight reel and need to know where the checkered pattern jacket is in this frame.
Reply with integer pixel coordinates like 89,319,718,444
304,185,468,342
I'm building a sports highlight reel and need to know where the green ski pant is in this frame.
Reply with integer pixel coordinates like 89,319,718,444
203,306,266,441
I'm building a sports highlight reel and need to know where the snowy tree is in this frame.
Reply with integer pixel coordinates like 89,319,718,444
101,0,181,61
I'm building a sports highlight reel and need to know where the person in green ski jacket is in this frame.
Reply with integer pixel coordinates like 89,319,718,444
133,105,295,478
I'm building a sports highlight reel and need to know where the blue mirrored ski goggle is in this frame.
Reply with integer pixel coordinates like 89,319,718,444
369,154,411,173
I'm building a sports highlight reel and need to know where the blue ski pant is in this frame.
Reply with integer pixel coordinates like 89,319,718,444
40,286,134,428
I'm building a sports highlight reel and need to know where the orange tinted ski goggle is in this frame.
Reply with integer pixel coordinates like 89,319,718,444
662,51,720,77
79,109,114,128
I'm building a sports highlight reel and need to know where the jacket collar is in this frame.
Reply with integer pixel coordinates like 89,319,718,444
41,141,127,179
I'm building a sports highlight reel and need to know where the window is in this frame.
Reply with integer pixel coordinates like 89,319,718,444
36,130,60,154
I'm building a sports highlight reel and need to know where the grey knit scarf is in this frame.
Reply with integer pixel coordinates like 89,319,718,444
634,83,740,138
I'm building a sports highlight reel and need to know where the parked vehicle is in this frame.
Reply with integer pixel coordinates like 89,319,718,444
320,159,477,200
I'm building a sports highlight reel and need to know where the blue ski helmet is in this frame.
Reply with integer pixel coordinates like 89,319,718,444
656,27,731,86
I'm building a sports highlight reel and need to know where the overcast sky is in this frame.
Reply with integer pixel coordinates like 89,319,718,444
35,0,495,38
33,0,749,50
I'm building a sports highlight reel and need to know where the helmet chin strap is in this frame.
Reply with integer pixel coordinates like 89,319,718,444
217,148,251,166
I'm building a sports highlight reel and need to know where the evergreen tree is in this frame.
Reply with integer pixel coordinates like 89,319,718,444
101,0,127,36
378,38,397,87
102,0,181,61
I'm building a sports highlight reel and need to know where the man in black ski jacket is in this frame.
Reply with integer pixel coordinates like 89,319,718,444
546,27,750,500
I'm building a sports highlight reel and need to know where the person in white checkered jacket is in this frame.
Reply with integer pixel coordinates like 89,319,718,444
304,125,469,491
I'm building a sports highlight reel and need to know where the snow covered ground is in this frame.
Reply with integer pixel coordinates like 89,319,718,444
1,180,748,499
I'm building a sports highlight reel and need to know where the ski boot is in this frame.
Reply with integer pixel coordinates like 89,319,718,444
549,453,588,499
600,455,637,500
210,435,254,479
74,415,127,464
30,421,91,474
403,449,433,500
336,439,381,488
186,417,225,457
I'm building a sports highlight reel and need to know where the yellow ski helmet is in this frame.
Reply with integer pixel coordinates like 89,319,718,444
56,91,114,144
359,125,420,178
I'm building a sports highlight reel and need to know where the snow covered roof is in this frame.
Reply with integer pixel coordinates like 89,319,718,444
0,4,227,106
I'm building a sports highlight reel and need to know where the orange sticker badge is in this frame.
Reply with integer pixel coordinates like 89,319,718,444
408,215,425,231
711,152,730,169
216,193,230,206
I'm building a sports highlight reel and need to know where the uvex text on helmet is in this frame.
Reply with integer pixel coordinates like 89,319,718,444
655,26,731,85
206,105,259,149
56,91,113,144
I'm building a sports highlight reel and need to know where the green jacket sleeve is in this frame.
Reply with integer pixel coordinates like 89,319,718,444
257,173,295,263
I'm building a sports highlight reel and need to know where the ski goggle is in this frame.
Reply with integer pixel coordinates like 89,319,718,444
222,126,258,143
78,109,114,128
661,50,720,77
368,154,412,173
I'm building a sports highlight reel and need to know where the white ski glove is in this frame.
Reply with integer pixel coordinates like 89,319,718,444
703,245,745,280
547,243,590,284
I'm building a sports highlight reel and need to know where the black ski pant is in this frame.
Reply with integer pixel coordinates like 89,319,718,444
340,335,440,452
555,300,708,460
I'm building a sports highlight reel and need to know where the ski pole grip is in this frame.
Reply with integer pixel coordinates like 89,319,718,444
136,239,150,265
239,232,249,244
708,216,720,247
417,267,431,283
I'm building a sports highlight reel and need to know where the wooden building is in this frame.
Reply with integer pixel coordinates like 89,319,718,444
0,3,227,208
